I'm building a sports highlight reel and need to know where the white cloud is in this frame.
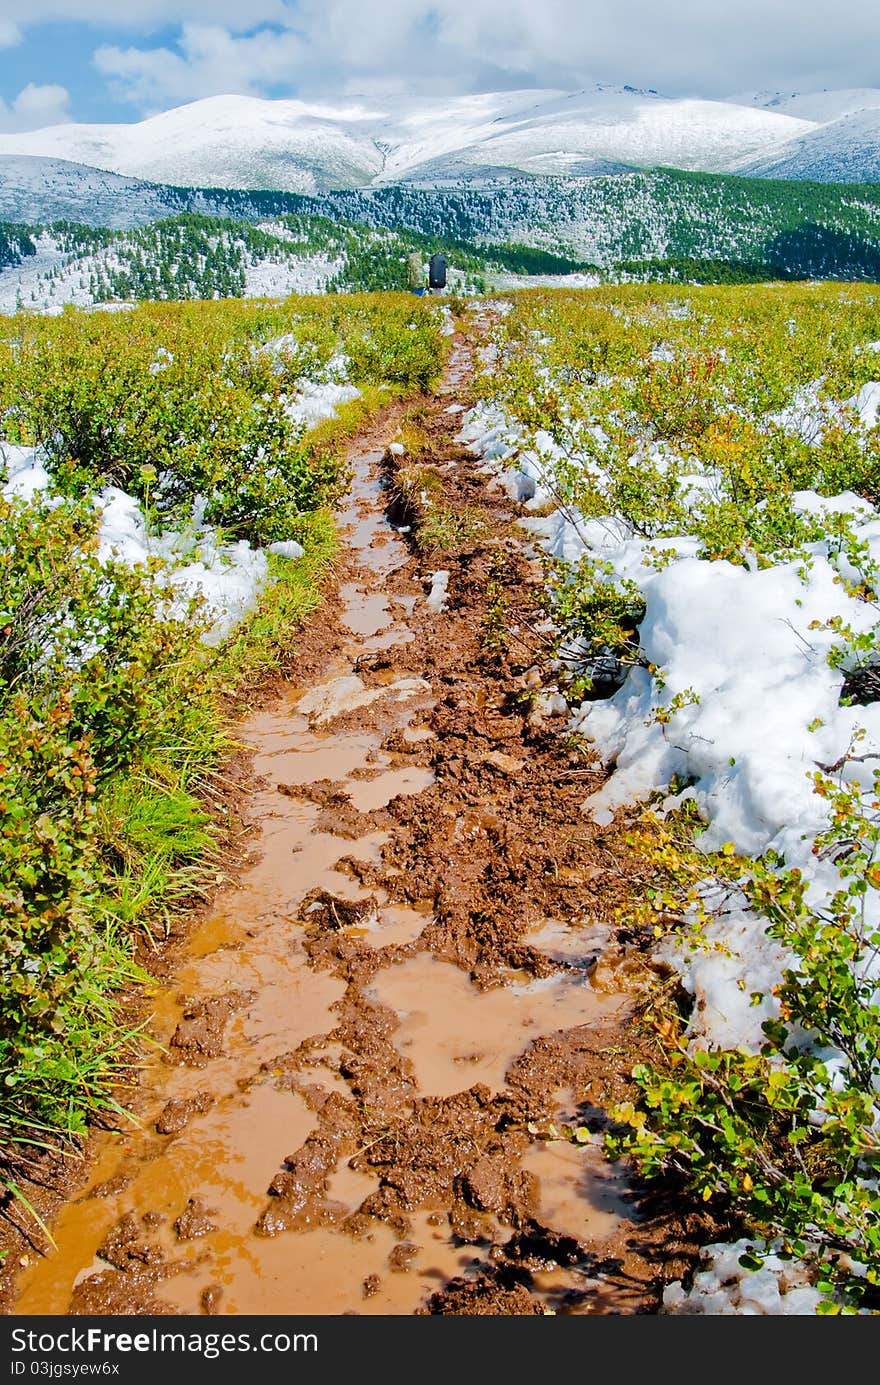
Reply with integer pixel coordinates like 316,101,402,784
92,3,880,110
0,22,23,49
95,24,307,110
0,83,71,131
9,2,880,115
283,0,880,97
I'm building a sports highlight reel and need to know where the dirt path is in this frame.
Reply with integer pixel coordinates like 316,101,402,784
9,310,705,1317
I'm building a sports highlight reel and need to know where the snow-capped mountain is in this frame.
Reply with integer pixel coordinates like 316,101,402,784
739,109,880,184
724,89,880,182
732,88,880,124
0,96,384,194
0,86,819,192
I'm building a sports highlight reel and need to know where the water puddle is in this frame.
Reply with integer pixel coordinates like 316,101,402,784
522,1139,630,1243
347,765,435,813
248,718,379,783
336,449,409,576
324,1163,380,1215
339,583,392,637
16,1084,317,1315
154,1211,495,1317
368,955,624,1098
297,675,430,725
343,901,432,950
361,627,415,652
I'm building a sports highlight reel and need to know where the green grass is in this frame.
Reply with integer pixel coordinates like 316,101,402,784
212,508,336,688
418,504,488,555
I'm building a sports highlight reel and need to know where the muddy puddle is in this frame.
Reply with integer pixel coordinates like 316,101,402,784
13,343,646,1319
369,956,622,1099
157,1211,498,1317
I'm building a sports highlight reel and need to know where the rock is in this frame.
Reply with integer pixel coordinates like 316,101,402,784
201,1285,224,1315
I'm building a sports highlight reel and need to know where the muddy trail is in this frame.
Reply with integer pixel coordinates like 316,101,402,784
9,311,706,1317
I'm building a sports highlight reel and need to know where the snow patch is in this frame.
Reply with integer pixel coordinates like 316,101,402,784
426,569,449,613
2,440,276,647
663,1240,822,1315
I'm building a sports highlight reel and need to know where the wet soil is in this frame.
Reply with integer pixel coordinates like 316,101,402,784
4,309,710,1317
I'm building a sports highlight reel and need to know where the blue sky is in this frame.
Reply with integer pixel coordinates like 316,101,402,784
0,2,878,131
0,21,165,123
0,21,308,124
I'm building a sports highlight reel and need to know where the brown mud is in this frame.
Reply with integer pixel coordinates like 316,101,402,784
5,309,710,1317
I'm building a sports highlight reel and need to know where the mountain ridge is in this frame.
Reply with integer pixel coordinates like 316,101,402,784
0,86,830,191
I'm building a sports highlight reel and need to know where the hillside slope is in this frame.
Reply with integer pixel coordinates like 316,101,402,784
4,169,880,316
0,88,815,190
0,155,224,227
309,170,880,269
741,109,880,183
2,157,879,269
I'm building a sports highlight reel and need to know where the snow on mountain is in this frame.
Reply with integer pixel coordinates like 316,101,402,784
0,155,209,228
0,87,816,192
740,108,880,184
734,87,880,125
385,89,813,180
1,84,878,239
0,96,387,194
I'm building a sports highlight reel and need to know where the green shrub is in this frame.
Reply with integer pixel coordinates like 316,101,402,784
0,493,200,1137
607,775,880,1312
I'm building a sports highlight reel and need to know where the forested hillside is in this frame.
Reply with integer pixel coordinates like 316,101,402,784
0,212,601,311
310,169,880,275
2,165,880,312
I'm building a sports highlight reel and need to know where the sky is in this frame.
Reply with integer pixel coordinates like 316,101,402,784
0,1,878,130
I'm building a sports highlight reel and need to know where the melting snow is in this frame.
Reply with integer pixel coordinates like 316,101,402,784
1,440,308,646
